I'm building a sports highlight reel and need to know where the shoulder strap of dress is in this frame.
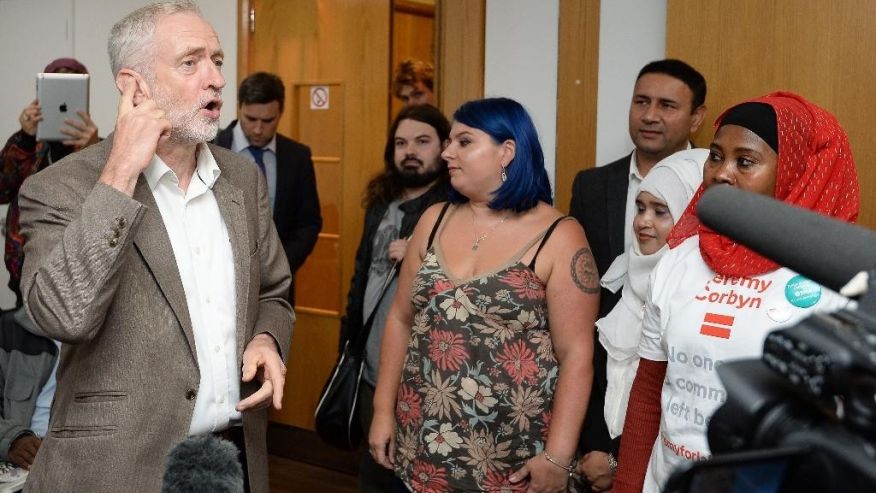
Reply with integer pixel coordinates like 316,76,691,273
427,202,453,250
528,216,571,270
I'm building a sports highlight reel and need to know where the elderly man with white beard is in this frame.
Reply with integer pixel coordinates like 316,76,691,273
17,2,293,492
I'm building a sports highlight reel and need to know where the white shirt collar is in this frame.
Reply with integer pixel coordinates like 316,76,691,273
231,120,277,153
143,143,222,191
628,152,645,182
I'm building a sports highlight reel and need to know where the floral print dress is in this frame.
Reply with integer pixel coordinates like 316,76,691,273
394,209,570,492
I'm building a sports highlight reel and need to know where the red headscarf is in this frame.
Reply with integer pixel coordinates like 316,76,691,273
44,57,88,75
666,91,859,277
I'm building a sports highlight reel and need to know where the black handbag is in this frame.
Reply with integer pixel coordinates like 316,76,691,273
314,262,399,450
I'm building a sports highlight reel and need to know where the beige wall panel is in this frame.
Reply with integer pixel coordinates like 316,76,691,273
292,83,345,158
667,0,876,229
269,312,341,428
555,0,600,214
295,235,342,312
310,159,342,236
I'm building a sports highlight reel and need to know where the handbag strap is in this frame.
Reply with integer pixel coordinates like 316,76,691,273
350,260,399,357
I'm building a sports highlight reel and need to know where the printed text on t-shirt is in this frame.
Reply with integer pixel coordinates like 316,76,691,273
661,432,710,462
694,274,773,309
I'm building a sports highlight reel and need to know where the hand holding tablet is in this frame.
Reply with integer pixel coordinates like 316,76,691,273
35,73,90,142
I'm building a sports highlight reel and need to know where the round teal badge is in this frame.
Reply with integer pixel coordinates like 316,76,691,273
785,275,822,308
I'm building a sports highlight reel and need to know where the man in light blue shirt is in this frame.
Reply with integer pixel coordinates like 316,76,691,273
0,308,58,471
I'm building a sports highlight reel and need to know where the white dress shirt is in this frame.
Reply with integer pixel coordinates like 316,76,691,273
30,340,61,437
143,145,240,435
623,154,645,252
231,121,277,210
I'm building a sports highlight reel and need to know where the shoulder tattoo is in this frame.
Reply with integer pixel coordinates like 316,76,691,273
571,247,600,294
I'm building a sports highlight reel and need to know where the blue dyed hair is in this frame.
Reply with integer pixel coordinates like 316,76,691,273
448,98,553,212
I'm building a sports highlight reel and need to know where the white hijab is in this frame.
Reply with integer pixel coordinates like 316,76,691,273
597,148,707,438
597,148,708,356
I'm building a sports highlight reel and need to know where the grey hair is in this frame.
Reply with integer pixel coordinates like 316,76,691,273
107,0,203,78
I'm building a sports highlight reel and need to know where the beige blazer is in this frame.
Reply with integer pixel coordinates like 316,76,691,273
18,137,294,493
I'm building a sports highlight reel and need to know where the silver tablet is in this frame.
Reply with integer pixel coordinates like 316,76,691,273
36,73,90,141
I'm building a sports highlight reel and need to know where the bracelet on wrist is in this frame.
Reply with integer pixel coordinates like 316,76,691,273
607,452,619,474
543,450,576,475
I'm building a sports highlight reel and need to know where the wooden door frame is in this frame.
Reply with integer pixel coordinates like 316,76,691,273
435,0,485,116
555,0,600,213
237,0,252,82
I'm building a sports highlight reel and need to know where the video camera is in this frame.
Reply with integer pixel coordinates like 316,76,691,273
664,185,876,493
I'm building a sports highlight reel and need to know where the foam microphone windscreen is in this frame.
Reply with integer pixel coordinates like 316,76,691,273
162,435,244,493
697,185,876,293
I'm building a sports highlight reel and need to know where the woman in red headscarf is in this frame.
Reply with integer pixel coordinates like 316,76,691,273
613,92,860,493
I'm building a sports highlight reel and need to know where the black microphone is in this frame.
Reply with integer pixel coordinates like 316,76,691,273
162,435,244,493
696,184,876,293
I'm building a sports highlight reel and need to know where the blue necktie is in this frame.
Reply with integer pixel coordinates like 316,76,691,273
248,145,267,175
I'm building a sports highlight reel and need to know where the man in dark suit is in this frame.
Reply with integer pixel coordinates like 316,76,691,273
215,72,322,305
569,59,707,491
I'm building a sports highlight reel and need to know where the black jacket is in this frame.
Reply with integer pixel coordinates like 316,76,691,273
214,122,322,303
569,154,629,317
339,181,450,349
568,154,630,455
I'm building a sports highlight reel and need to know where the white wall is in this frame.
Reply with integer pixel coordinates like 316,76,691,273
0,0,74,152
0,0,237,142
482,0,668,190
595,0,666,165
0,0,237,309
484,0,559,194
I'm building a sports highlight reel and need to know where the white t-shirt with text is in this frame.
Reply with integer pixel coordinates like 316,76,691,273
637,236,851,492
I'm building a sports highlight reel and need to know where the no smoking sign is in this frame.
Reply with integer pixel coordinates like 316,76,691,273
310,86,330,110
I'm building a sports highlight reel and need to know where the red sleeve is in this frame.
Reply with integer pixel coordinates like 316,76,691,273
0,130,39,204
613,358,667,493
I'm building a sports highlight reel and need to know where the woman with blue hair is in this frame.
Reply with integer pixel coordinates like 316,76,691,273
370,97,599,492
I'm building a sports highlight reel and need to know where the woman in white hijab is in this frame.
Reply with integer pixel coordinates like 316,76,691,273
598,148,708,441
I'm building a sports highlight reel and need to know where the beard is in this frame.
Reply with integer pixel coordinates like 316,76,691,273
393,157,444,188
151,84,221,144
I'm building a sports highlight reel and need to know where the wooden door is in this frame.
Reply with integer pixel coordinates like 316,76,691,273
239,0,391,430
